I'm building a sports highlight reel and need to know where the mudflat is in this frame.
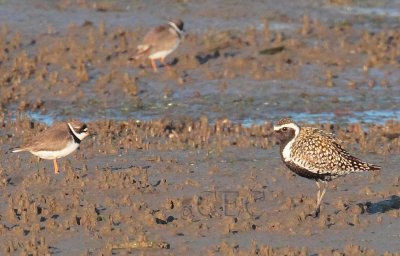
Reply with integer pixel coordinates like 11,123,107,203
0,0,399,254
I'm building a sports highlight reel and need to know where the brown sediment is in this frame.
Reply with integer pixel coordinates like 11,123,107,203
0,0,399,254
0,115,399,254
0,1,398,118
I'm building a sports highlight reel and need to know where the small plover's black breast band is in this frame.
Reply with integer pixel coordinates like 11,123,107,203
69,128,81,144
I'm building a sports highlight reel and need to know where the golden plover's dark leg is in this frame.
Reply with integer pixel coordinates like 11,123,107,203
314,181,328,217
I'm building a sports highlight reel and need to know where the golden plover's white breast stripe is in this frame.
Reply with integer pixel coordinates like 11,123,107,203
274,122,300,162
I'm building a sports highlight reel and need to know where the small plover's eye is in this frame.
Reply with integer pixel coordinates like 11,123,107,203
282,127,288,132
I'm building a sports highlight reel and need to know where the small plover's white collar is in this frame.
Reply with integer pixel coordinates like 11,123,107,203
168,21,184,37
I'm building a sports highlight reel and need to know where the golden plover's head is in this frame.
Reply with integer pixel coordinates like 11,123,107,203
273,118,299,143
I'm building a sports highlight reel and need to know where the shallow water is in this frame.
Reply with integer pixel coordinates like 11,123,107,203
338,6,400,18
24,108,400,127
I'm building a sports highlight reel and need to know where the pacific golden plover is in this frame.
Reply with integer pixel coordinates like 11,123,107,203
274,118,380,217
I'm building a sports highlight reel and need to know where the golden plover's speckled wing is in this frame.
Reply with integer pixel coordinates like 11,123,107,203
290,127,380,180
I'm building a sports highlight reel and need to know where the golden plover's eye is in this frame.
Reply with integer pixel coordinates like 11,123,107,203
282,127,287,132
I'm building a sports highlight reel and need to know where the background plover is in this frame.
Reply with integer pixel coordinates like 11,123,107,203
131,19,185,72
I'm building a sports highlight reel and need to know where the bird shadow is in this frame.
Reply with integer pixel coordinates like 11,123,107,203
195,50,220,65
103,164,151,172
167,57,179,67
137,58,179,70
359,195,400,214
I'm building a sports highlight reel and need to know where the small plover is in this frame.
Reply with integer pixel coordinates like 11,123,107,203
12,121,89,174
274,118,380,217
131,19,185,72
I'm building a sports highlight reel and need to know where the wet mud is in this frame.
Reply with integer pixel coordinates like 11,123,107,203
0,0,399,255
1,117,400,254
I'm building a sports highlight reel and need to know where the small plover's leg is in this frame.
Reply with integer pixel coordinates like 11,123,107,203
53,159,59,174
150,59,158,72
